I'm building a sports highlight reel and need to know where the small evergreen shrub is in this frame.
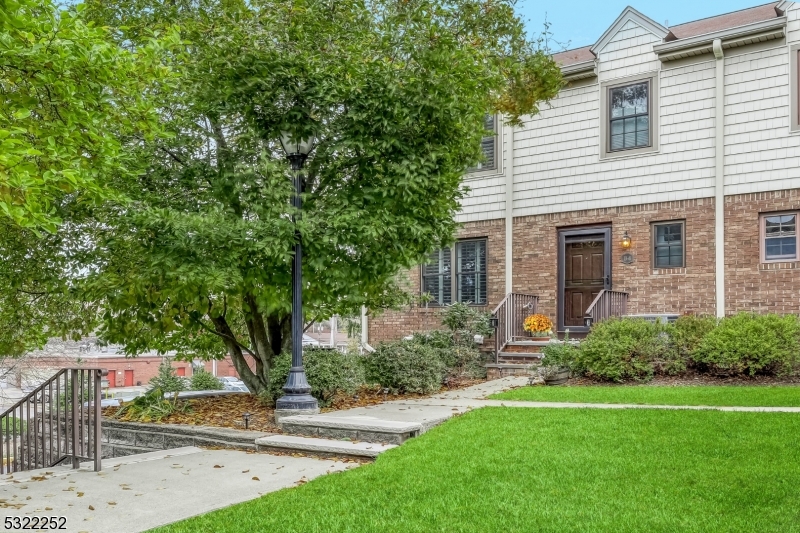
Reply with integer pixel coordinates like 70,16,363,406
190,369,224,391
692,312,800,376
114,388,190,423
540,333,579,370
411,331,486,379
663,315,719,374
362,340,446,394
148,359,187,393
268,348,366,406
576,318,670,382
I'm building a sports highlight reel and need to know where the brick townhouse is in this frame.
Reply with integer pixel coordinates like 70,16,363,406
367,2,800,345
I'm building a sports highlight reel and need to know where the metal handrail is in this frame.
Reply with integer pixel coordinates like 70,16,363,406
584,290,629,326
0,367,107,474
492,293,539,361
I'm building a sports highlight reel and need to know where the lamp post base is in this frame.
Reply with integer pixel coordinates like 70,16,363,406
275,366,319,421
274,406,320,424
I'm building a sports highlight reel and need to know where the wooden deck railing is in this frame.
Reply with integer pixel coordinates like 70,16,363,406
492,293,539,361
584,290,629,327
0,368,107,474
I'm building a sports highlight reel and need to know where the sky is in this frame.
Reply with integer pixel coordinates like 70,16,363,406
516,0,775,50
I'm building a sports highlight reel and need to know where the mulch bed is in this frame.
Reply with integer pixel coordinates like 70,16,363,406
101,377,486,433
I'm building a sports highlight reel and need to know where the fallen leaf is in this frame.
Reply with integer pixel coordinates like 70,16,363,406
213,465,223,468
252,476,260,481
88,505,95,511
108,501,117,506
77,492,84,497
242,469,250,473
45,507,52,510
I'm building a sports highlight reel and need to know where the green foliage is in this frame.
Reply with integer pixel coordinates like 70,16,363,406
1,416,26,436
440,303,493,344
113,388,190,423
148,360,187,393
268,348,366,406
576,318,671,382
0,0,173,231
69,0,561,395
190,369,223,391
540,332,579,371
412,331,486,379
363,341,446,394
665,315,719,374
692,313,800,376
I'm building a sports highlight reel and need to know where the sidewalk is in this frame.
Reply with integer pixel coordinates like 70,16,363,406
0,447,355,533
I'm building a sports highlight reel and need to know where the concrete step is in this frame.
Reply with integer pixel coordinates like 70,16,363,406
278,415,421,445
485,363,536,380
255,435,397,459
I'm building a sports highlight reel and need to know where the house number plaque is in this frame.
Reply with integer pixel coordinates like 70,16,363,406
621,252,635,265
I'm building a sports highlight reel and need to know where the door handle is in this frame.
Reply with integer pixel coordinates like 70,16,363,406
605,275,611,287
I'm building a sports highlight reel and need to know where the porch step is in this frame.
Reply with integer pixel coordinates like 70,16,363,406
485,363,536,380
255,435,397,459
277,415,421,445
498,352,543,364
503,341,552,353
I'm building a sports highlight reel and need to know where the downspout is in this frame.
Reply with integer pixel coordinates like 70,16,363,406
504,119,514,294
360,306,368,346
713,39,726,318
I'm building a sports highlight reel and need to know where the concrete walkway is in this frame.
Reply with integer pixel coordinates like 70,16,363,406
0,447,355,533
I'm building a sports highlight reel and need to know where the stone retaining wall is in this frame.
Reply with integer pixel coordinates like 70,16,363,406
102,419,271,458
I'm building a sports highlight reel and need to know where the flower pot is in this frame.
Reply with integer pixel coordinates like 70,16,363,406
543,368,570,386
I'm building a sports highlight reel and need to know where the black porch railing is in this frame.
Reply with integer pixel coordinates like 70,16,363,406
0,368,106,474
492,293,539,362
584,290,629,327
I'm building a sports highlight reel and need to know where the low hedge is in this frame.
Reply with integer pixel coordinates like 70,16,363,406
362,340,446,394
268,348,366,406
573,313,800,382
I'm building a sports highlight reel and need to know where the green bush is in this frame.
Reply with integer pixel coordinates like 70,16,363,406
692,313,800,376
114,388,190,423
148,359,187,393
190,369,224,391
411,331,486,379
576,318,670,382
363,340,446,394
540,332,579,370
268,348,366,406
664,315,718,374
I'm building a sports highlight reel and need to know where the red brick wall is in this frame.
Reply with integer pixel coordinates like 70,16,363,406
513,198,718,324
368,189,800,343
725,189,800,314
368,218,506,344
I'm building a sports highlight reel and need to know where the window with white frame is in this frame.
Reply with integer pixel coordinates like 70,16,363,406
761,212,799,262
467,115,497,172
421,239,487,305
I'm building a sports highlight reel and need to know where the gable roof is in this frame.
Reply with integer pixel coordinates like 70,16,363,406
590,6,670,55
666,2,782,41
552,46,595,67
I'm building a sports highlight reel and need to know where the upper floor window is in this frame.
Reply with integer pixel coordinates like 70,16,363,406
467,115,496,173
609,81,650,152
600,74,658,159
652,221,685,268
761,212,798,262
421,239,487,305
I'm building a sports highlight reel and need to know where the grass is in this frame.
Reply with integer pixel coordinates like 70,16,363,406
489,385,800,406
151,408,800,533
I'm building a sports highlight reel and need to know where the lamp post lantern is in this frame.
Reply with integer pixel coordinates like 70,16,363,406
275,131,319,418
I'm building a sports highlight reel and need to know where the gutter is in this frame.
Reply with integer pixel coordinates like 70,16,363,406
654,17,786,62
560,59,597,80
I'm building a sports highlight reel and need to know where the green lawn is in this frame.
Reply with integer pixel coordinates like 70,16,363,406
151,408,800,533
490,385,800,406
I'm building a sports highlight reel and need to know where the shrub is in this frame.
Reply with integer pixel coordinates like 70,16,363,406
663,315,719,374
362,340,446,394
540,332,579,370
148,359,186,393
692,313,800,376
411,331,486,379
440,303,493,344
268,348,366,406
113,388,190,423
576,318,670,382
190,369,223,391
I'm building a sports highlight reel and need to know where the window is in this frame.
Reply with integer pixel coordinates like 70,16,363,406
421,239,487,305
761,213,799,262
468,115,497,172
456,240,487,305
610,82,650,151
652,221,685,268
600,73,658,159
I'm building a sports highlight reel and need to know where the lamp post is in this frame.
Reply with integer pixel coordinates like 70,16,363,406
275,131,319,418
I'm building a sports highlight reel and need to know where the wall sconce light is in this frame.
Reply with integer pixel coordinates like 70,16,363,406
621,231,632,249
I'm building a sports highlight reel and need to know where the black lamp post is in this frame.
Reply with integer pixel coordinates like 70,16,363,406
275,131,319,415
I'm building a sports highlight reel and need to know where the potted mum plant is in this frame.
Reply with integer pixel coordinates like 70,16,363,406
523,313,553,341
538,331,577,386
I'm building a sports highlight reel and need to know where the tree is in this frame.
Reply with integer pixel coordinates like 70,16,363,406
0,0,171,232
77,0,562,394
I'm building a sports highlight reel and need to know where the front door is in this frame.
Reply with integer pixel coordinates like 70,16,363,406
558,227,611,333
124,370,134,387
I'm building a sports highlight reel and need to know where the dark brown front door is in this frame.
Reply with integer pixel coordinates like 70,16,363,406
557,227,612,333
564,241,605,327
